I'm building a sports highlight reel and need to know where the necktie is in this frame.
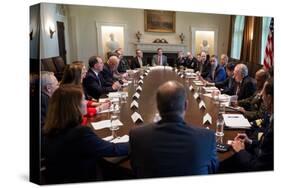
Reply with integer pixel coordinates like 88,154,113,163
158,55,161,65
97,74,101,86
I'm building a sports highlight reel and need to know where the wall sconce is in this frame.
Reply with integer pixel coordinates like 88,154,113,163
49,27,56,39
29,29,33,41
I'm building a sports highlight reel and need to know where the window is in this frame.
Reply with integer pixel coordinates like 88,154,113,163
231,16,245,59
260,17,272,64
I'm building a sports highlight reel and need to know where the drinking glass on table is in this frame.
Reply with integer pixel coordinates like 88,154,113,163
230,95,238,107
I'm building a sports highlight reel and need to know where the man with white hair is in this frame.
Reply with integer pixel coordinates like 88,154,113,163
41,71,59,126
233,64,256,100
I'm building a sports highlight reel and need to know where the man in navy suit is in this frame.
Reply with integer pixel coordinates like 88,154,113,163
83,56,121,100
131,49,148,69
129,81,219,178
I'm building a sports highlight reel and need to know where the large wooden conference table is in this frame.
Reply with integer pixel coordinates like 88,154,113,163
88,67,242,169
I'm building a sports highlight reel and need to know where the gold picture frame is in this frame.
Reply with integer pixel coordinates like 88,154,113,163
144,10,176,33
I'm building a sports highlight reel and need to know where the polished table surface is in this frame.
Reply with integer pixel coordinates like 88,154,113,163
88,67,242,168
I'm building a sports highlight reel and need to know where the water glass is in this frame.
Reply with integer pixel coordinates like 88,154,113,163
215,116,224,137
110,113,119,131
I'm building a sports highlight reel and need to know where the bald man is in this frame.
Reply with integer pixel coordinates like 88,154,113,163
129,81,218,178
100,55,123,86
237,69,268,121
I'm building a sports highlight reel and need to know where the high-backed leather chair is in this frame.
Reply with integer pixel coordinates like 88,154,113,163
41,58,57,73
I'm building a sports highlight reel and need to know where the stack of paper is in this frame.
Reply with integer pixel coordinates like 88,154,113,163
91,119,123,130
223,114,251,129
203,86,219,93
193,80,204,86
102,135,129,143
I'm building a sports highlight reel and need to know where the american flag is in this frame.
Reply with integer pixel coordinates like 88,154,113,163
263,18,274,70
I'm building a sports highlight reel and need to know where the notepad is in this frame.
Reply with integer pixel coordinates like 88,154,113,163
91,119,123,130
111,135,129,143
97,108,114,114
99,98,110,103
223,114,251,129
202,86,219,93
108,92,121,98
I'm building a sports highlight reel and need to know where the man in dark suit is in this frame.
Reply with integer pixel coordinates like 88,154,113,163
101,55,124,86
215,62,236,95
233,63,256,100
116,48,130,73
186,52,198,70
205,55,226,83
152,48,168,66
83,56,121,100
197,51,211,78
219,80,273,172
130,49,147,69
129,81,219,178
175,51,186,67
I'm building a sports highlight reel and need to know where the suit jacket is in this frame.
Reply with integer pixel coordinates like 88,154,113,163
234,76,257,100
130,56,147,69
83,68,115,100
41,92,49,127
176,57,187,67
152,54,168,66
186,57,199,70
215,76,235,96
234,116,273,171
199,60,211,79
117,58,130,73
129,115,219,178
100,63,119,86
44,125,129,183
206,65,226,83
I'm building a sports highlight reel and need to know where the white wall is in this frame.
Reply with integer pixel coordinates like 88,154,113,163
67,5,230,65
40,3,59,59
30,4,40,59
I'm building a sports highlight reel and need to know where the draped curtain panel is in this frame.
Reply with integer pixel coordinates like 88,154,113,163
227,15,235,58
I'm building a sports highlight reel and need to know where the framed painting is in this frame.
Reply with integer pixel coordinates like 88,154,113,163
144,10,176,33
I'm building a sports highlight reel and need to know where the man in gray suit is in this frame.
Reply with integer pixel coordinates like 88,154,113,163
152,48,168,66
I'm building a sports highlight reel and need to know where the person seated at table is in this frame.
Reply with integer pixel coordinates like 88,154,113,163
116,48,130,73
233,63,256,100
220,54,229,70
43,84,129,184
186,51,198,70
130,49,147,69
152,48,168,66
236,68,268,121
129,81,219,178
215,62,236,95
219,80,273,173
197,51,211,79
41,71,59,127
101,55,128,85
201,55,226,84
61,63,111,118
83,56,121,100
175,51,186,68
